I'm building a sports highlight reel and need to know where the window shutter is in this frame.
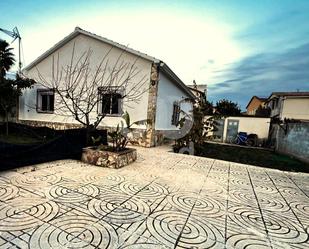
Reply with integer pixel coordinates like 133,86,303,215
171,102,180,125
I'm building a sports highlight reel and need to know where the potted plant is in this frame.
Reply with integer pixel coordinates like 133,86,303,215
81,112,137,168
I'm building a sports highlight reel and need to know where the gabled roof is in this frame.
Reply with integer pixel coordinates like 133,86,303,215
24,27,159,71
268,91,309,98
246,96,267,109
23,27,195,99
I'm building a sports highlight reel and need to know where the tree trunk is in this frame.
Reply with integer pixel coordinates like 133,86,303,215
86,128,91,146
86,126,95,146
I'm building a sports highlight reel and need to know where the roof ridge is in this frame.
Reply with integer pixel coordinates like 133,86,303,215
23,26,159,71
75,26,159,62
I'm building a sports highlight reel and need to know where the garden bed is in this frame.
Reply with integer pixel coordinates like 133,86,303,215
81,146,137,168
194,142,309,173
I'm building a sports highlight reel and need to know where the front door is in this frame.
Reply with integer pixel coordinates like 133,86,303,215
226,119,239,142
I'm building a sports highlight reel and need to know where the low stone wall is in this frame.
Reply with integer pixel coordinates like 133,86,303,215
81,147,137,168
18,119,156,147
18,120,83,130
274,122,309,163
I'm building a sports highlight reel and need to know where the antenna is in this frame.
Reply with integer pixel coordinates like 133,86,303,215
0,26,22,73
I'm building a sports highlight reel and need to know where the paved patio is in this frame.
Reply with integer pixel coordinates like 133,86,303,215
0,146,308,248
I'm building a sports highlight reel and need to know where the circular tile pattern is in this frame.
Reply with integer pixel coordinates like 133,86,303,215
202,187,225,196
228,206,265,231
147,210,223,248
229,190,257,206
0,181,19,201
290,201,309,218
120,181,169,198
77,184,100,197
26,201,60,220
29,215,118,248
279,187,303,196
34,174,61,184
101,191,133,205
46,184,99,203
107,175,125,183
120,244,161,249
80,173,104,183
167,192,197,212
0,211,43,231
259,197,290,212
167,192,223,217
229,206,309,244
229,179,251,187
227,234,271,249
193,196,224,217
263,213,309,243
88,195,150,223
93,175,126,188
11,174,61,188
253,185,278,194
0,199,59,231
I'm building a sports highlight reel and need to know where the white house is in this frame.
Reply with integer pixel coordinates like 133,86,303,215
266,92,309,120
19,27,195,147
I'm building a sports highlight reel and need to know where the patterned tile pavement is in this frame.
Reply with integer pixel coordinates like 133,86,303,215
0,146,308,248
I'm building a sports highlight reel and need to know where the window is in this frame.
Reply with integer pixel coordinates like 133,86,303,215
271,99,278,109
99,87,123,115
37,89,54,113
171,102,180,125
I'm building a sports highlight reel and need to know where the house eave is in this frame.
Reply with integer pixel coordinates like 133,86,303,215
158,62,196,100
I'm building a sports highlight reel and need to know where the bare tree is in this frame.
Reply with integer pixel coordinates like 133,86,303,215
36,44,150,144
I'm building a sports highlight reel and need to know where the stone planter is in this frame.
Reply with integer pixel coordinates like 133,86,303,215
81,147,137,169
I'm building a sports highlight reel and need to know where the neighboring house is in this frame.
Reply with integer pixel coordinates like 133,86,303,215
246,96,267,115
19,27,195,147
187,84,207,101
266,92,309,120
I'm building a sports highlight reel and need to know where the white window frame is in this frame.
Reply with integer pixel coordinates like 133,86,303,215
36,89,55,113
98,87,123,116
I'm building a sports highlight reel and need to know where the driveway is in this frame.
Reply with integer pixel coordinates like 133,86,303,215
0,146,308,248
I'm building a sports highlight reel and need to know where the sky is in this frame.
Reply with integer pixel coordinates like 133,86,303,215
1,0,309,110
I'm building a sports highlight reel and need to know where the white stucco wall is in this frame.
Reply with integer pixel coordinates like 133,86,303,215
222,116,270,141
20,33,152,129
281,98,309,120
268,98,282,118
155,72,193,130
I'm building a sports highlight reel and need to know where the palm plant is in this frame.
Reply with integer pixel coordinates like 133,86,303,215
0,40,35,136
107,111,149,151
0,40,15,80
